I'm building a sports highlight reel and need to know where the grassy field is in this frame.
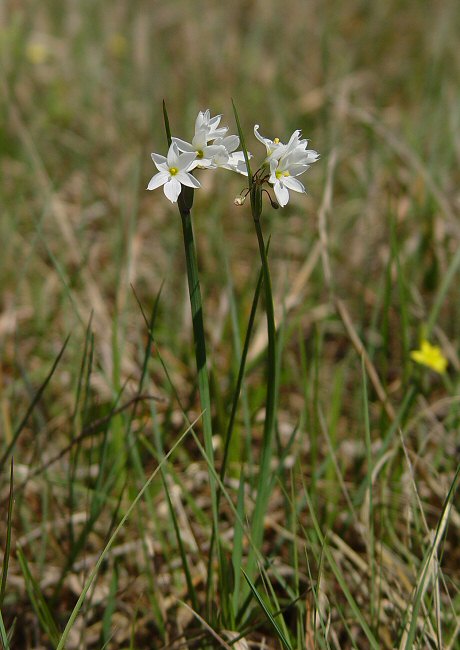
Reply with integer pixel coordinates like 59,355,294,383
1,0,460,648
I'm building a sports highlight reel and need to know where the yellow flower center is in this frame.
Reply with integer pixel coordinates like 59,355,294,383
169,167,179,176
276,169,290,180
196,150,204,159
274,137,280,144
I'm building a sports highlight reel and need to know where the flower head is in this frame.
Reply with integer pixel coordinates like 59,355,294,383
148,142,200,203
254,125,285,162
173,110,229,168
173,130,227,169
147,109,319,209
410,340,448,374
253,125,319,206
268,157,308,207
173,111,248,172
195,109,228,141
211,135,250,175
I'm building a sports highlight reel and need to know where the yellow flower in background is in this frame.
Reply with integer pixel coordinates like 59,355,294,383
410,340,448,374
26,41,49,65
107,33,128,59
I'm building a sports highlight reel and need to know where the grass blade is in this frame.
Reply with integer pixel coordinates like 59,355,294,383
231,100,252,185
0,608,11,650
0,335,70,471
242,569,292,650
400,464,460,649
0,459,14,609
162,99,172,147
55,414,197,650
302,483,381,649
17,547,60,647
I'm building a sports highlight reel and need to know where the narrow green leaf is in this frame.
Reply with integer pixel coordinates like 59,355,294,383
362,360,376,628
220,253,264,486
242,569,292,650
427,244,460,336
17,548,60,647
402,465,460,649
0,608,11,650
231,99,252,186
0,335,70,471
56,416,196,650
162,473,199,612
303,486,380,649
0,460,14,608
101,562,118,646
231,471,247,615
162,100,172,148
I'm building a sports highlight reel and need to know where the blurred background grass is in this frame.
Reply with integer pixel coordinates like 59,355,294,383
2,0,459,374
1,0,460,648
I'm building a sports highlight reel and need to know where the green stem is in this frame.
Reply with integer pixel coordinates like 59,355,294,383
177,190,219,601
244,184,277,584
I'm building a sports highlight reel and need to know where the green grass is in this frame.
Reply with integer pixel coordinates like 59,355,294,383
1,1,460,648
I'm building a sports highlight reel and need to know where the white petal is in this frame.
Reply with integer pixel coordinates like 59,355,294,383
254,124,269,146
163,177,181,203
285,130,302,150
273,181,289,207
283,176,305,193
202,144,227,165
177,151,198,171
166,142,180,167
195,110,208,132
220,152,249,175
229,151,248,161
213,151,230,166
304,150,319,163
266,145,286,162
287,164,310,177
234,161,249,175
208,114,222,129
151,152,167,170
206,126,227,141
217,134,239,153
147,171,169,190
191,129,208,149
194,159,214,168
177,171,201,188
172,138,196,153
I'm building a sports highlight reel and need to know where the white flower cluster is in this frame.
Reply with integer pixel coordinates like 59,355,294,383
253,125,319,207
148,110,246,203
148,109,319,207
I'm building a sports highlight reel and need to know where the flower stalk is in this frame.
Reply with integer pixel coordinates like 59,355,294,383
150,102,320,613
161,106,220,599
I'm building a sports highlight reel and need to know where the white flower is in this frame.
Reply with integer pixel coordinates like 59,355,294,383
173,110,229,168
282,131,319,165
224,151,250,175
147,142,200,203
260,127,319,207
254,124,286,162
268,158,306,207
210,135,250,175
195,109,228,141
173,129,227,169
255,125,319,167
268,149,315,207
